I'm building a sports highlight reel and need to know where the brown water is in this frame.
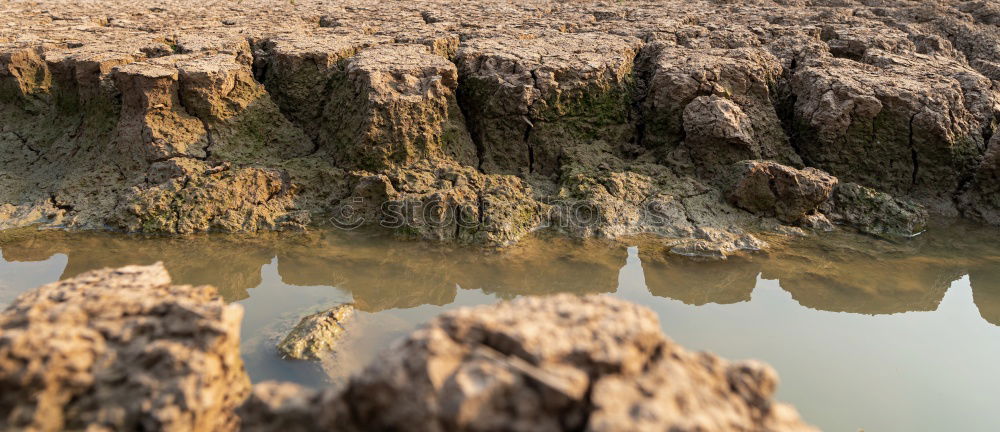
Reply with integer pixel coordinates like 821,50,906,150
1,225,999,431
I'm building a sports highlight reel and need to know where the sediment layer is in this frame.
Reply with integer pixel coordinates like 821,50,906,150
1,0,997,247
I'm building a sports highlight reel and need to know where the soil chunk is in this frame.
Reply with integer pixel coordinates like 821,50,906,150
277,304,355,361
0,263,249,431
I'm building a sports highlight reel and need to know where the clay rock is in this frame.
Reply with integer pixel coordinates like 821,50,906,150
338,162,546,246
113,159,306,234
455,32,640,175
790,52,994,207
250,32,388,137
726,160,838,224
254,38,476,171
1,43,318,234
331,44,477,170
640,47,801,168
819,24,915,60
669,227,769,260
277,304,355,361
112,61,209,163
0,46,52,109
682,95,760,175
826,182,928,238
118,50,313,166
177,52,258,123
0,199,64,230
930,6,1000,81
0,263,249,431
176,53,314,163
550,145,764,242
240,295,815,431
250,33,432,165
551,167,669,239
3,43,137,116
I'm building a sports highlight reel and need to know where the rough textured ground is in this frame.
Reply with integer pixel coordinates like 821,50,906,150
1,0,997,249
276,303,355,360
0,264,249,431
239,294,816,432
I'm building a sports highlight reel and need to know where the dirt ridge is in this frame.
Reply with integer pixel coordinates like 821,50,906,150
1,0,997,249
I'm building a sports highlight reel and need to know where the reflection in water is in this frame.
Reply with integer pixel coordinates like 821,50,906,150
274,233,625,311
639,255,759,305
971,266,1000,326
1,225,999,431
0,230,276,301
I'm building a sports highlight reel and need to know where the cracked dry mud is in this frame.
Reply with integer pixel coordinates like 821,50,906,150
1,0,998,251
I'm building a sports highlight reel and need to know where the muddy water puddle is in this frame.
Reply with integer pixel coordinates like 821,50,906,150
1,226,999,431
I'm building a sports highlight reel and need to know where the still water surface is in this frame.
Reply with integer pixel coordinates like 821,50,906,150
1,226,999,431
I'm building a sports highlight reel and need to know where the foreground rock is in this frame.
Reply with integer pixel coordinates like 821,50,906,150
0,0,997,248
0,263,814,430
240,294,816,431
0,264,249,431
277,304,355,361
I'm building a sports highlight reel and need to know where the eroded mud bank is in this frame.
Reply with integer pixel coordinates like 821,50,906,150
0,0,997,250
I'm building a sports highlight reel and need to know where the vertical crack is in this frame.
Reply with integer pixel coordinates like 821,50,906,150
679,195,700,229
170,176,191,233
908,113,919,190
245,36,323,157
476,194,486,225
983,116,996,154
870,116,877,149
452,60,488,173
524,116,534,173
10,130,43,163
174,78,213,161
204,129,214,161
629,41,657,152
453,204,461,240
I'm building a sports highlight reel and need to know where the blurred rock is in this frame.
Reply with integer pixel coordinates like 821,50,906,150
0,263,249,431
241,294,816,432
